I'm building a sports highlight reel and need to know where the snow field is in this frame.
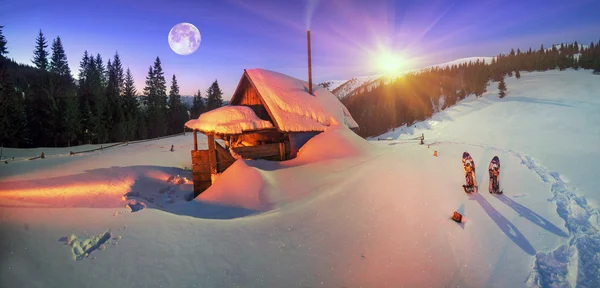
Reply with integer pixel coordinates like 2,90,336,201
1,69,599,287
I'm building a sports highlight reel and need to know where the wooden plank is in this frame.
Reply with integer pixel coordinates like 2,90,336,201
215,141,235,162
233,143,280,154
192,163,210,174
229,72,249,105
191,150,209,160
193,130,198,151
191,154,209,162
279,142,285,161
207,133,217,174
232,143,282,159
192,173,212,182
240,84,262,105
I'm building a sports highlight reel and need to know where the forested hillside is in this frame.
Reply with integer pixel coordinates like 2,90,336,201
0,27,224,148
342,41,600,138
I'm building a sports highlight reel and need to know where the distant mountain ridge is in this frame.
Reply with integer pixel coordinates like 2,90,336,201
321,57,495,99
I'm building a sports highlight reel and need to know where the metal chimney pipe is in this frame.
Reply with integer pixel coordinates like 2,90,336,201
307,30,313,95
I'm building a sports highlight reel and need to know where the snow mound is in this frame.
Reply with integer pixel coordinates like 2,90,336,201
195,160,268,211
195,127,370,211
295,126,371,163
185,106,274,134
245,68,358,132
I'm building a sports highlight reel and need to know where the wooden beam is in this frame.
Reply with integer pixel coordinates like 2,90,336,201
307,30,313,95
215,141,235,162
193,130,198,151
279,142,286,161
207,133,217,175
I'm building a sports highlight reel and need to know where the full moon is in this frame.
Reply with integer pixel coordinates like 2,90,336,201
168,23,201,56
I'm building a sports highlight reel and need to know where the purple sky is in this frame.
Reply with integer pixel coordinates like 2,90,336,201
3,0,600,99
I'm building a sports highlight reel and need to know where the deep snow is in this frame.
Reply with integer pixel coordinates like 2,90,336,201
0,69,598,288
244,68,359,132
185,105,274,134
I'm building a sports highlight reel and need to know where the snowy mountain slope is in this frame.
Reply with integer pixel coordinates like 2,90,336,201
330,74,383,98
318,79,347,91
377,69,600,287
329,57,494,99
1,69,599,287
423,56,495,69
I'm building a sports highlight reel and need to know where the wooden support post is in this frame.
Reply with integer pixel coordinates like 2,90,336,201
193,130,198,151
207,133,217,175
279,142,286,161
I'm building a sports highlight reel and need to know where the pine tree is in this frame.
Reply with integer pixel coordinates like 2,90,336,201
105,57,126,141
32,30,49,71
0,58,25,146
143,64,163,138
80,100,92,143
137,109,148,140
515,70,521,79
498,76,507,98
151,57,168,137
26,72,58,147
49,36,72,78
112,52,124,95
78,51,89,86
190,89,206,119
62,95,80,146
86,53,109,143
0,27,28,147
95,54,106,89
594,58,600,74
206,79,223,111
0,26,8,57
167,74,186,134
123,68,139,140
78,51,92,142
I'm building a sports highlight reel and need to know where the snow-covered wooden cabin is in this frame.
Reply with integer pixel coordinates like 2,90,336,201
185,68,358,196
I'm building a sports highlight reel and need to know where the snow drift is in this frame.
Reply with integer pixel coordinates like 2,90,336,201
185,106,274,134
1,69,599,288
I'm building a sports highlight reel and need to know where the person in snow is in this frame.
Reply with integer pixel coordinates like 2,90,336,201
170,145,175,152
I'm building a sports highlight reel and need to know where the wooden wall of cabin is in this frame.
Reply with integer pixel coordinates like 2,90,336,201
229,130,288,148
234,77,273,122
191,150,212,197
232,142,291,161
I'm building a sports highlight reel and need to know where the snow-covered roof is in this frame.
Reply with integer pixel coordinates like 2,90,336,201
237,68,359,132
185,106,274,134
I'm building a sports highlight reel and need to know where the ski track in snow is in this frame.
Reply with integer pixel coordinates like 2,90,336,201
430,141,600,287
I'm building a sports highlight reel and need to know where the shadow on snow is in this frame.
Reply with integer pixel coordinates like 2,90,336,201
500,96,575,108
0,165,259,220
468,193,536,255
496,194,569,238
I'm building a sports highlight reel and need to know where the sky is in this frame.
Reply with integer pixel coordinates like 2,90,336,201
2,0,600,99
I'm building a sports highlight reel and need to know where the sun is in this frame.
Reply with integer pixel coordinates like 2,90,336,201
375,52,406,76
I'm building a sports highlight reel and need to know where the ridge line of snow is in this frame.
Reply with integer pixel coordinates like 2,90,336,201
430,140,599,287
